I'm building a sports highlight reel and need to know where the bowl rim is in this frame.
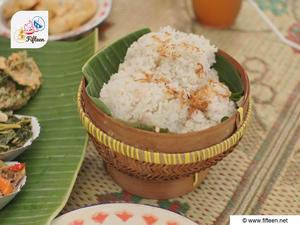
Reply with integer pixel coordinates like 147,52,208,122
80,49,250,138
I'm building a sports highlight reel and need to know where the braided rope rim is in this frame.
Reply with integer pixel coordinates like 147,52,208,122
78,81,251,165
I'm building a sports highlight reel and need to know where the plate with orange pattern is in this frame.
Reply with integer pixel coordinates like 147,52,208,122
51,203,198,225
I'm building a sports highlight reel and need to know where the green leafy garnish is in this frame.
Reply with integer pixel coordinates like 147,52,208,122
212,54,244,102
230,92,244,102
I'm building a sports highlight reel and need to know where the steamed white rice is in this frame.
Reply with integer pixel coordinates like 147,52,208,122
99,26,236,133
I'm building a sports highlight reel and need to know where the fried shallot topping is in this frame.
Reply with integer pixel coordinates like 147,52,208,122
138,73,170,84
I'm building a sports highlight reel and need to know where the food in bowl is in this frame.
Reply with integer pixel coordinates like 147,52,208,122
99,27,238,133
0,112,33,153
80,27,249,198
2,0,97,35
0,160,26,210
0,51,42,110
0,112,40,161
0,161,26,197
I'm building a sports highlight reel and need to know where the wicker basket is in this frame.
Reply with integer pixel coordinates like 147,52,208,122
78,50,251,199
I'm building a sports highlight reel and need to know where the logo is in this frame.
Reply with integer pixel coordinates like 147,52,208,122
11,11,48,49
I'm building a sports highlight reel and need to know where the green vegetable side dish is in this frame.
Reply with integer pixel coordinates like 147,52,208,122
83,28,244,133
0,113,32,153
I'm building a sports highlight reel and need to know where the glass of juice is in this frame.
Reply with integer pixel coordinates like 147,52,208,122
192,0,242,28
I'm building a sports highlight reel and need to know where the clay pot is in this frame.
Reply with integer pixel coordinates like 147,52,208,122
79,50,250,199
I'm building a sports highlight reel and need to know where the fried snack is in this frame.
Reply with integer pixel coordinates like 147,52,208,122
48,0,97,34
34,1,55,19
2,0,40,20
0,52,42,111
5,52,42,90
2,0,97,35
0,79,32,111
0,57,5,70
34,0,73,19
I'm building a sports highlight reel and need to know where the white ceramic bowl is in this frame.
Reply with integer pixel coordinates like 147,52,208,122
0,161,27,210
0,115,40,161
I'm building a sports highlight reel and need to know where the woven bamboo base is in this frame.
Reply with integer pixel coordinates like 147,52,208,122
107,165,208,199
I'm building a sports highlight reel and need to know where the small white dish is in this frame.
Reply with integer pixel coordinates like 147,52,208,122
51,203,198,225
0,161,27,210
0,115,40,161
0,0,112,41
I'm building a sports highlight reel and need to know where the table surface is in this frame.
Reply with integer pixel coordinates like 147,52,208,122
64,1,300,224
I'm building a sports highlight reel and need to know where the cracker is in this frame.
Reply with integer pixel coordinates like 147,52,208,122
49,0,97,34
34,0,55,19
3,0,97,35
2,0,40,20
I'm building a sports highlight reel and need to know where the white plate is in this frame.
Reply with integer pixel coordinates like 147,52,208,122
0,161,27,210
51,203,198,225
0,115,40,161
0,0,112,40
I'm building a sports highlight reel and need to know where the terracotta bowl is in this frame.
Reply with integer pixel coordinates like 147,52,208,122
78,50,251,199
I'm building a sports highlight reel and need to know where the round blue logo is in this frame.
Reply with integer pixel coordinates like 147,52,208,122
32,16,45,31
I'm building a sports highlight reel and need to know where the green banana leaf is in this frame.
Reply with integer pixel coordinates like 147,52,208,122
82,28,151,117
0,31,96,225
83,28,244,132
212,54,244,101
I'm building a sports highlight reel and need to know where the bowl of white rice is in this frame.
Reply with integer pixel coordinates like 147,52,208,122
78,27,250,199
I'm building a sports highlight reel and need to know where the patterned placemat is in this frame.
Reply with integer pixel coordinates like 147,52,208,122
63,1,300,224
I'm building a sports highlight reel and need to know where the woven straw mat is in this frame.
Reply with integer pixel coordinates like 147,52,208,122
64,1,300,224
